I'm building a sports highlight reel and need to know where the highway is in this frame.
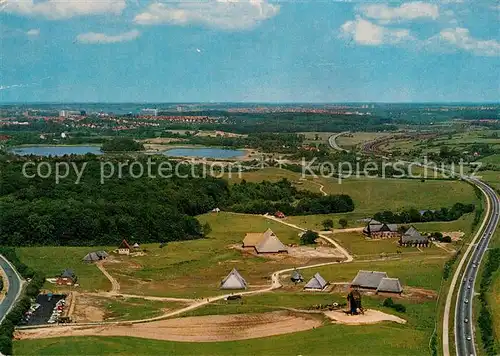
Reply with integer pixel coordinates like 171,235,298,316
0,255,23,323
455,177,499,356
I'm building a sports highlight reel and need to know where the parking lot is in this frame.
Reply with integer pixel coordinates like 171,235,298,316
21,294,67,326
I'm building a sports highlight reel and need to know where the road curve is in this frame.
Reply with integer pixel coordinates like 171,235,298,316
454,177,499,356
0,254,23,323
328,132,349,152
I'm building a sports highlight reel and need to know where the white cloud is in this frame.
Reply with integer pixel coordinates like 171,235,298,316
134,0,280,30
76,30,140,44
430,27,500,56
359,2,439,24
340,16,413,46
26,28,40,36
4,0,126,20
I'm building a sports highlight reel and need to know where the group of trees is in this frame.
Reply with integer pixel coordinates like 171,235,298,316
0,160,354,247
226,179,354,215
428,232,452,243
321,218,348,230
0,248,45,355
373,203,475,224
100,137,144,152
300,230,319,245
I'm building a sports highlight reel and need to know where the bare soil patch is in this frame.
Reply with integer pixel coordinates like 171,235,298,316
71,295,105,323
324,309,406,325
16,311,322,342
232,244,344,262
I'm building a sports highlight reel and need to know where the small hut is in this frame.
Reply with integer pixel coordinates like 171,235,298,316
291,270,304,283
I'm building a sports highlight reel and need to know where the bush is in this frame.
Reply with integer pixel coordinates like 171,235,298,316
321,219,334,230
300,230,319,245
382,297,406,313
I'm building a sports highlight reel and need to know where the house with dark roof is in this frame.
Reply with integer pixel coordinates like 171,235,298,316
400,226,429,247
291,270,304,283
376,277,403,294
351,270,388,290
83,251,108,263
56,269,77,286
304,273,329,291
351,270,403,295
118,239,131,255
363,219,400,239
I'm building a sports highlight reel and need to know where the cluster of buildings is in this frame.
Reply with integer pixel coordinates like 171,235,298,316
363,219,430,247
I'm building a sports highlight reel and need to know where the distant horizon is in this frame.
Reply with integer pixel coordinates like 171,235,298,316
1,101,499,106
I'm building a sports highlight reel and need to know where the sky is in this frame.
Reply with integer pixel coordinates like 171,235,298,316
0,0,499,103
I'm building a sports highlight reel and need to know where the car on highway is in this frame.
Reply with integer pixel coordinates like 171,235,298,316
467,336,472,341
464,318,469,323
465,299,469,304
467,285,471,289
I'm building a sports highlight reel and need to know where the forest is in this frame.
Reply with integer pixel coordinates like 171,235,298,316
373,203,475,224
0,159,354,246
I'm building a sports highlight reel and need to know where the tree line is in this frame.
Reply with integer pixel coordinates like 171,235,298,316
0,160,354,246
373,203,475,224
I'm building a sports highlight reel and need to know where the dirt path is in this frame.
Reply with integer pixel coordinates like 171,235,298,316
87,292,194,303
96,262,120,294
321,227,365,234
305,179,328,196
263,214,354,262
16,311,322,342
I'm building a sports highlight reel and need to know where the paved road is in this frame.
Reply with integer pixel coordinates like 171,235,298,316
0,254,23,323
328,132,349,152
455,177,499,356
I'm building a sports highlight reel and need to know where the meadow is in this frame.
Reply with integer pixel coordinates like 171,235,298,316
17,246,112,292
103,212,303,298
14,323,430,356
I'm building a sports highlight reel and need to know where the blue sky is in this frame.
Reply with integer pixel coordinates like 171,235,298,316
0,1,499,103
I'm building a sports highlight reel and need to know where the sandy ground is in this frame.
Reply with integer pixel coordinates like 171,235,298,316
442,231,465,241
16,311,322,342
71,295,105,323
324,309,406,325
233,244,345,261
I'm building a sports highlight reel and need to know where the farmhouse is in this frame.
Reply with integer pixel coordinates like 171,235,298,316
118,239,131,255
242,229,288,254
400,226,429,247
304,273,329,291
56,269,77,286
351,270,388,290
220,268,247,290
351,270,403,295
82,251,108,263
376,278,403,295
363,219,400,239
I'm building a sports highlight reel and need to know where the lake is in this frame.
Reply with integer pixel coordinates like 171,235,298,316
163,147,245,159
10,146,102,156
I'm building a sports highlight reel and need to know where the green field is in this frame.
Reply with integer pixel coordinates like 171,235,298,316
230,168,479,214
299,255,446,292
91,296,186,322
103,212,302,298
17,246,112,292
14,323,430,356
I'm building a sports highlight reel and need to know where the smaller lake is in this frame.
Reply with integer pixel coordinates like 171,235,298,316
164,147,245,159
10,146,102,156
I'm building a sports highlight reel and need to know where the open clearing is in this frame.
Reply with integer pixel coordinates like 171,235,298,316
325,309,406,325
16,311,322,342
